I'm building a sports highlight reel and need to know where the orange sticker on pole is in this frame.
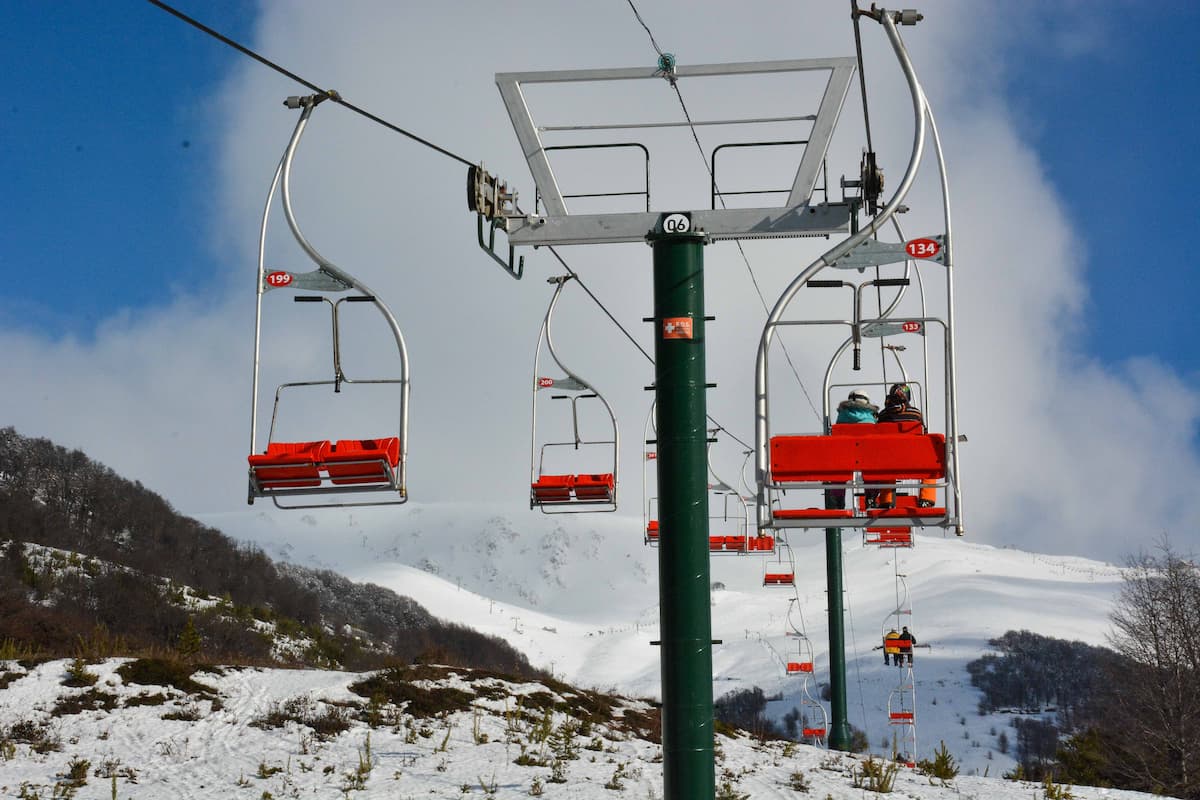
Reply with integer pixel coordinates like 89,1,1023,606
662,317,693,340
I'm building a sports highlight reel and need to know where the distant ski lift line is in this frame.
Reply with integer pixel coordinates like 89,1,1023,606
537,114,818,132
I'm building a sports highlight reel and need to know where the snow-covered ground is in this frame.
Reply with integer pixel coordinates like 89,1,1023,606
0,656,1164,800
200,503,1128,779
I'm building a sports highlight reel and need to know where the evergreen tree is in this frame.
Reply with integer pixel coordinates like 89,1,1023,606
177,616,202,659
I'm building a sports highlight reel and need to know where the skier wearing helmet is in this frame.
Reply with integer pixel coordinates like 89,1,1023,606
835,389,879,424
874,384,938,508
877,383,923,426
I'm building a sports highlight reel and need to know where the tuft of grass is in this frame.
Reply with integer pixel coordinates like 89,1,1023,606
58,756,89,788
116,658,217,697
0,670,26,690
0,638,35,661
786,770,810,792
252,696,352,741
161,702,203,722
5,720,61,753
851,756,898,793
51,688,120,716
715,779,750,800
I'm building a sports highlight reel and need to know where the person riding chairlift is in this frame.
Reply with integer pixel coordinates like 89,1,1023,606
897,626,916,666
872,383,937,509
824,390,878,510
881,628,901,666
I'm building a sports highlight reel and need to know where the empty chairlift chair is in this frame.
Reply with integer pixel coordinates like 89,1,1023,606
246,93,409,509
529,276,618,513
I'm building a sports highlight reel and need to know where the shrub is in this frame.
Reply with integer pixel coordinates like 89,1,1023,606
51,688,119,716
62,658,98,688
349,668,474,718
251,696,352,741
116,658,216,696
915,740,959,784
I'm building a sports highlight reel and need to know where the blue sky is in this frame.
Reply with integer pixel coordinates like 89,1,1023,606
4,3,1196,371
2,1,1198,561
2,1,254,337
999,5,1200,373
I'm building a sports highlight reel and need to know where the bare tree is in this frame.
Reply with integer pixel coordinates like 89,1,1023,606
1105,540,1200,796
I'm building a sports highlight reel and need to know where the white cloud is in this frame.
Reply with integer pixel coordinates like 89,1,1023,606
5,1,1196,560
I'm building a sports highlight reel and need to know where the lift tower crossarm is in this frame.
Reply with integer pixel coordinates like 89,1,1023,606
494,58,857,246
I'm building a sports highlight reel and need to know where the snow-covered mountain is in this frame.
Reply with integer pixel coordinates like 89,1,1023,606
202,503,1128,778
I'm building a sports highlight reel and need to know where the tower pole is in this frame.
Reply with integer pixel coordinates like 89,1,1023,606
825,525,852,750
650,216,714,800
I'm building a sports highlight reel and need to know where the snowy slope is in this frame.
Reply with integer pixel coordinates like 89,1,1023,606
204,503,1127,777
0,656,1165,800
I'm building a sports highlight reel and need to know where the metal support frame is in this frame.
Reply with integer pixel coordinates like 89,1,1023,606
493,58,857,245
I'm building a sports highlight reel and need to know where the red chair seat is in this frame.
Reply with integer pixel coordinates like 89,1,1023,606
326,437,400,485
532,474,574,502
747,535,776,551
574,473,615,500
248,441,329,489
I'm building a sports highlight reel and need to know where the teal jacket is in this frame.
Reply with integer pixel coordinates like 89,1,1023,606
835,399,878,425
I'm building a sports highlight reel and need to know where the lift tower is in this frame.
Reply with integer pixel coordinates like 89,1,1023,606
471,58,856,799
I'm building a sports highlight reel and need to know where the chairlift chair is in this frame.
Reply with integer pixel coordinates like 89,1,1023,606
752,36,965,537
762,538,796,587
865,526,914,548
887,674,918,767
785,599,828,745
529,276,619,512
882,567,919,766
706,432,753,554
247,94,409,510
643,402,660,545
